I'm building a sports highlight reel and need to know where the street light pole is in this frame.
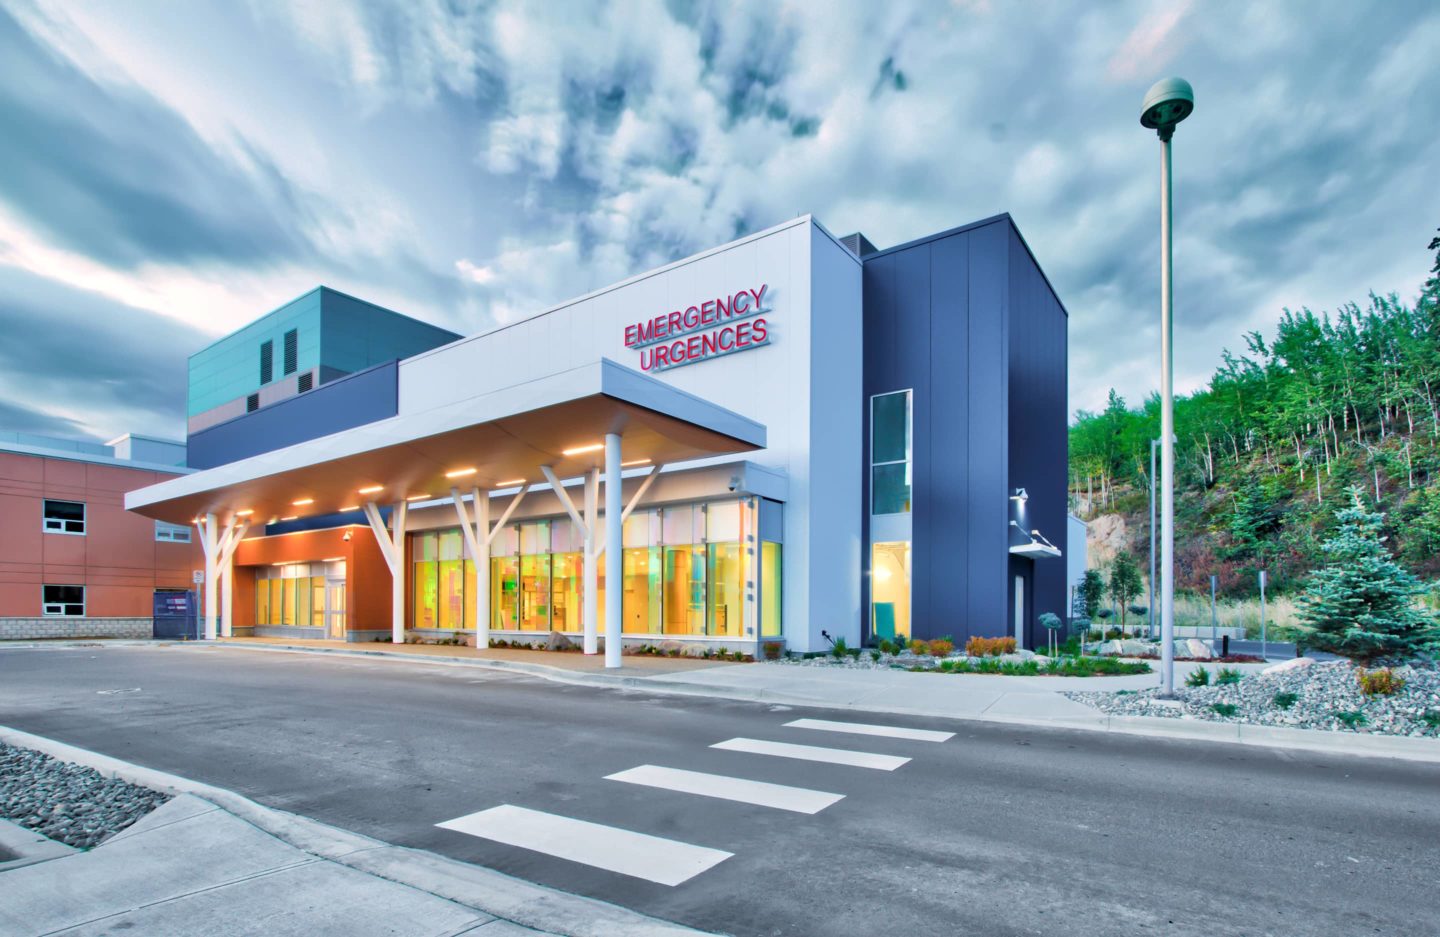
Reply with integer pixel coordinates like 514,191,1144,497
1141,77,1194,698
1149,438,1158,641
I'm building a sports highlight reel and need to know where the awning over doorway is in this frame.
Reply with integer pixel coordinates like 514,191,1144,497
125,359,765,524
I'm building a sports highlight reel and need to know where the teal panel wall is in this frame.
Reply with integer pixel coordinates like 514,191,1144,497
318,289,460,375
187,290,322,416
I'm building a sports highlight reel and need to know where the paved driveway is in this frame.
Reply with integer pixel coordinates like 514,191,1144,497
1,644,1436,936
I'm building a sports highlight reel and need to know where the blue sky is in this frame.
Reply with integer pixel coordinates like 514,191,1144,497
1,0,1437,442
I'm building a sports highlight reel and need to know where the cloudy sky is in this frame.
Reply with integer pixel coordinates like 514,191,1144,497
2,0,1437,442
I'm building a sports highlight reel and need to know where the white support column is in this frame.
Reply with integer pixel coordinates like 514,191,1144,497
583,469,599,655
604,433,622,669
363,501,407,644
201,513,218,640
216,520,247,638
452,487,492,651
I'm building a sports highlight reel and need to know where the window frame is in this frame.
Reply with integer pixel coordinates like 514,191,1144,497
869,389,913,516
42,584,85,617
155,520,193,543
42,499,86,536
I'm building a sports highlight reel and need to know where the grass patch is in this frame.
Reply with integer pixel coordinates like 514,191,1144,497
1421,711,1440,730
1211,703,1239,717
1272,691,1299,710
1184,668,1211,688
1213,667,1243,686
923,656,1150,677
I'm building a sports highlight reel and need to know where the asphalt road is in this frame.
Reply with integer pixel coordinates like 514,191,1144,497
2,645,1437,937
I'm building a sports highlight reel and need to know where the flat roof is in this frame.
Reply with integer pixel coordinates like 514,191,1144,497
126,359,765,525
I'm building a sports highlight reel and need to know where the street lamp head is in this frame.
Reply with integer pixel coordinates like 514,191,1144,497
1140,77,1194,138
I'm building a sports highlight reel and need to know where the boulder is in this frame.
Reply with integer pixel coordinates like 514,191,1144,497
1103,639,1126,656
1183,638,1213,659
546,630,575,651
659,640,686,655
1120,640,1151,657
1262,656,1316,676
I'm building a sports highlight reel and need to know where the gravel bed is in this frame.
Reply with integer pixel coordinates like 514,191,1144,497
1065,660,1440,737
0,742,170,848
768,650,1054,671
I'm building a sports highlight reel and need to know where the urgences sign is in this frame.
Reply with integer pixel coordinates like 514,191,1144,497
624,284,771,372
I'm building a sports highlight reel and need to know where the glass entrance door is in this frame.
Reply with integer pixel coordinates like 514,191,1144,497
325,580,346,639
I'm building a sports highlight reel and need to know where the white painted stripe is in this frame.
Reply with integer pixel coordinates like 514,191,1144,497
784,717,954,743
605,764,844,814
711,737,911,771
436,805,731,886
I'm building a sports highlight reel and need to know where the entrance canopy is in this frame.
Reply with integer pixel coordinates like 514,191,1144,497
126,358,765,525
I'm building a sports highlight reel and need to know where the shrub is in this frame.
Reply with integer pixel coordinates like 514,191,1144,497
1104,628,1125,639
1096,609,1115,621
1214,667,1243,685
1185,668,1211,688
877,638,897,655
1421,711,1440,730
1038,612,1062,631
964,636,1016,657
761,641,784,661
909,638,931,656
1211,703,1238,717
1273,692,1299,710
1335,710,1368,728
928,638,955,657
830,636,849,659
869,650,881,662
1357,667,1406,696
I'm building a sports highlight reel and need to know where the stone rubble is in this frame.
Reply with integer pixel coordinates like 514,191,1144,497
0,742,170,849
1066,660,1440,737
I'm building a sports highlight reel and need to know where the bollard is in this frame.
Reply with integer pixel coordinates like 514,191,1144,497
1221,634,1229,657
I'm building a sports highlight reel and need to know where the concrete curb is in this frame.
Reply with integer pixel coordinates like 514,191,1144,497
190,641,1440,764
0,816,76,872
0,725,717,937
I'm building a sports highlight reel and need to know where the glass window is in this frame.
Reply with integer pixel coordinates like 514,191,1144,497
42,584,84,616
269,579,282,625
519,554,551,631
43,500,85,535
623,510,656,548
663,545,706,634
871,391,912,515
297,576,311,628
492,555,519,629
706,542,743,638
662,505,702,545
621,547,661,634
311,578,325,627
707,502,740,542
761,542,783,637
437,530,464,630
256,579,270,626
871,541,911,641
551,552,582,631
550,518,581,554
155,521,192,543
463,559,477,631
520,521,550,555
282,577,296,626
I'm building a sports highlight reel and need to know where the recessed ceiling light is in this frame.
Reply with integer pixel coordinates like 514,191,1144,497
279,516,298,521
339,505,359,511
405,494,431,501
235,509,255,516
495,479,526,487
292,498,314,506
445,467,478,478
562,443,604,456
358,485,384,494
621,458,651,467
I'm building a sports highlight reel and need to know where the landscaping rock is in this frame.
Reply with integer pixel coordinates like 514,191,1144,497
659,640,686,655
1184,639,1213,659
1262,656,1315,675
545,630,575,651
1120,640,1150,656
1066,660,1440,737
0,742,169,849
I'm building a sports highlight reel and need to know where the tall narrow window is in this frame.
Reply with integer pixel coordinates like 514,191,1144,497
283,328,298,375
871,390,912,515
260,340,273,384
871,542,911,640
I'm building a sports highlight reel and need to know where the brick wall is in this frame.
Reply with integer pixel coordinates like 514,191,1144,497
0,618,152,640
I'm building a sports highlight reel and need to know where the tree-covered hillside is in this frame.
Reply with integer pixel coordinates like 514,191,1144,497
1071,228,1440,599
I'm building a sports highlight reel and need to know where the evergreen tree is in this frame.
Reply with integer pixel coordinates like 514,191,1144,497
1077,569,1105,620
1294,487,1439,662
1108,552,1144,633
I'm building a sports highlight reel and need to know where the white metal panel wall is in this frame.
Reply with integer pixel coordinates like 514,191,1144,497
397,217,860,651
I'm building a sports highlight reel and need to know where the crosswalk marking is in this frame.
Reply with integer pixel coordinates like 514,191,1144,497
436,804,731,886
710,737,911,771
606,764,844,814
784,717,954,743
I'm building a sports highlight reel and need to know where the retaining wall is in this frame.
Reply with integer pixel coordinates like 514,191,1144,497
0,618,152,641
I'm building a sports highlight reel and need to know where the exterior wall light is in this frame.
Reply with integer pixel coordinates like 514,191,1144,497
1011,488,1028,501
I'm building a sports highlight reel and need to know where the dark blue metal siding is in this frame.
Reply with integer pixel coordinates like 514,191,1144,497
1006,225,1070,646
862,218,1018,642
187,360,399,469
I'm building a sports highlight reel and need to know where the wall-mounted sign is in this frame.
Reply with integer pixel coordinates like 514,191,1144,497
624,284,771,372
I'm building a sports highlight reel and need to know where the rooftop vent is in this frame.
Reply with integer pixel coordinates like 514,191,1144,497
839,232,878,257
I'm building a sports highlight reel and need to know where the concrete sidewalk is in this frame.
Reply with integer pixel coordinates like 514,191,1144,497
0,727,714,937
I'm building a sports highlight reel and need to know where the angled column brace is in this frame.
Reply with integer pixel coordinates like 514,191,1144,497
197,514,219,640
363,501,407,643
593,463,664,559
217,519,248,638
540,466,589,539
